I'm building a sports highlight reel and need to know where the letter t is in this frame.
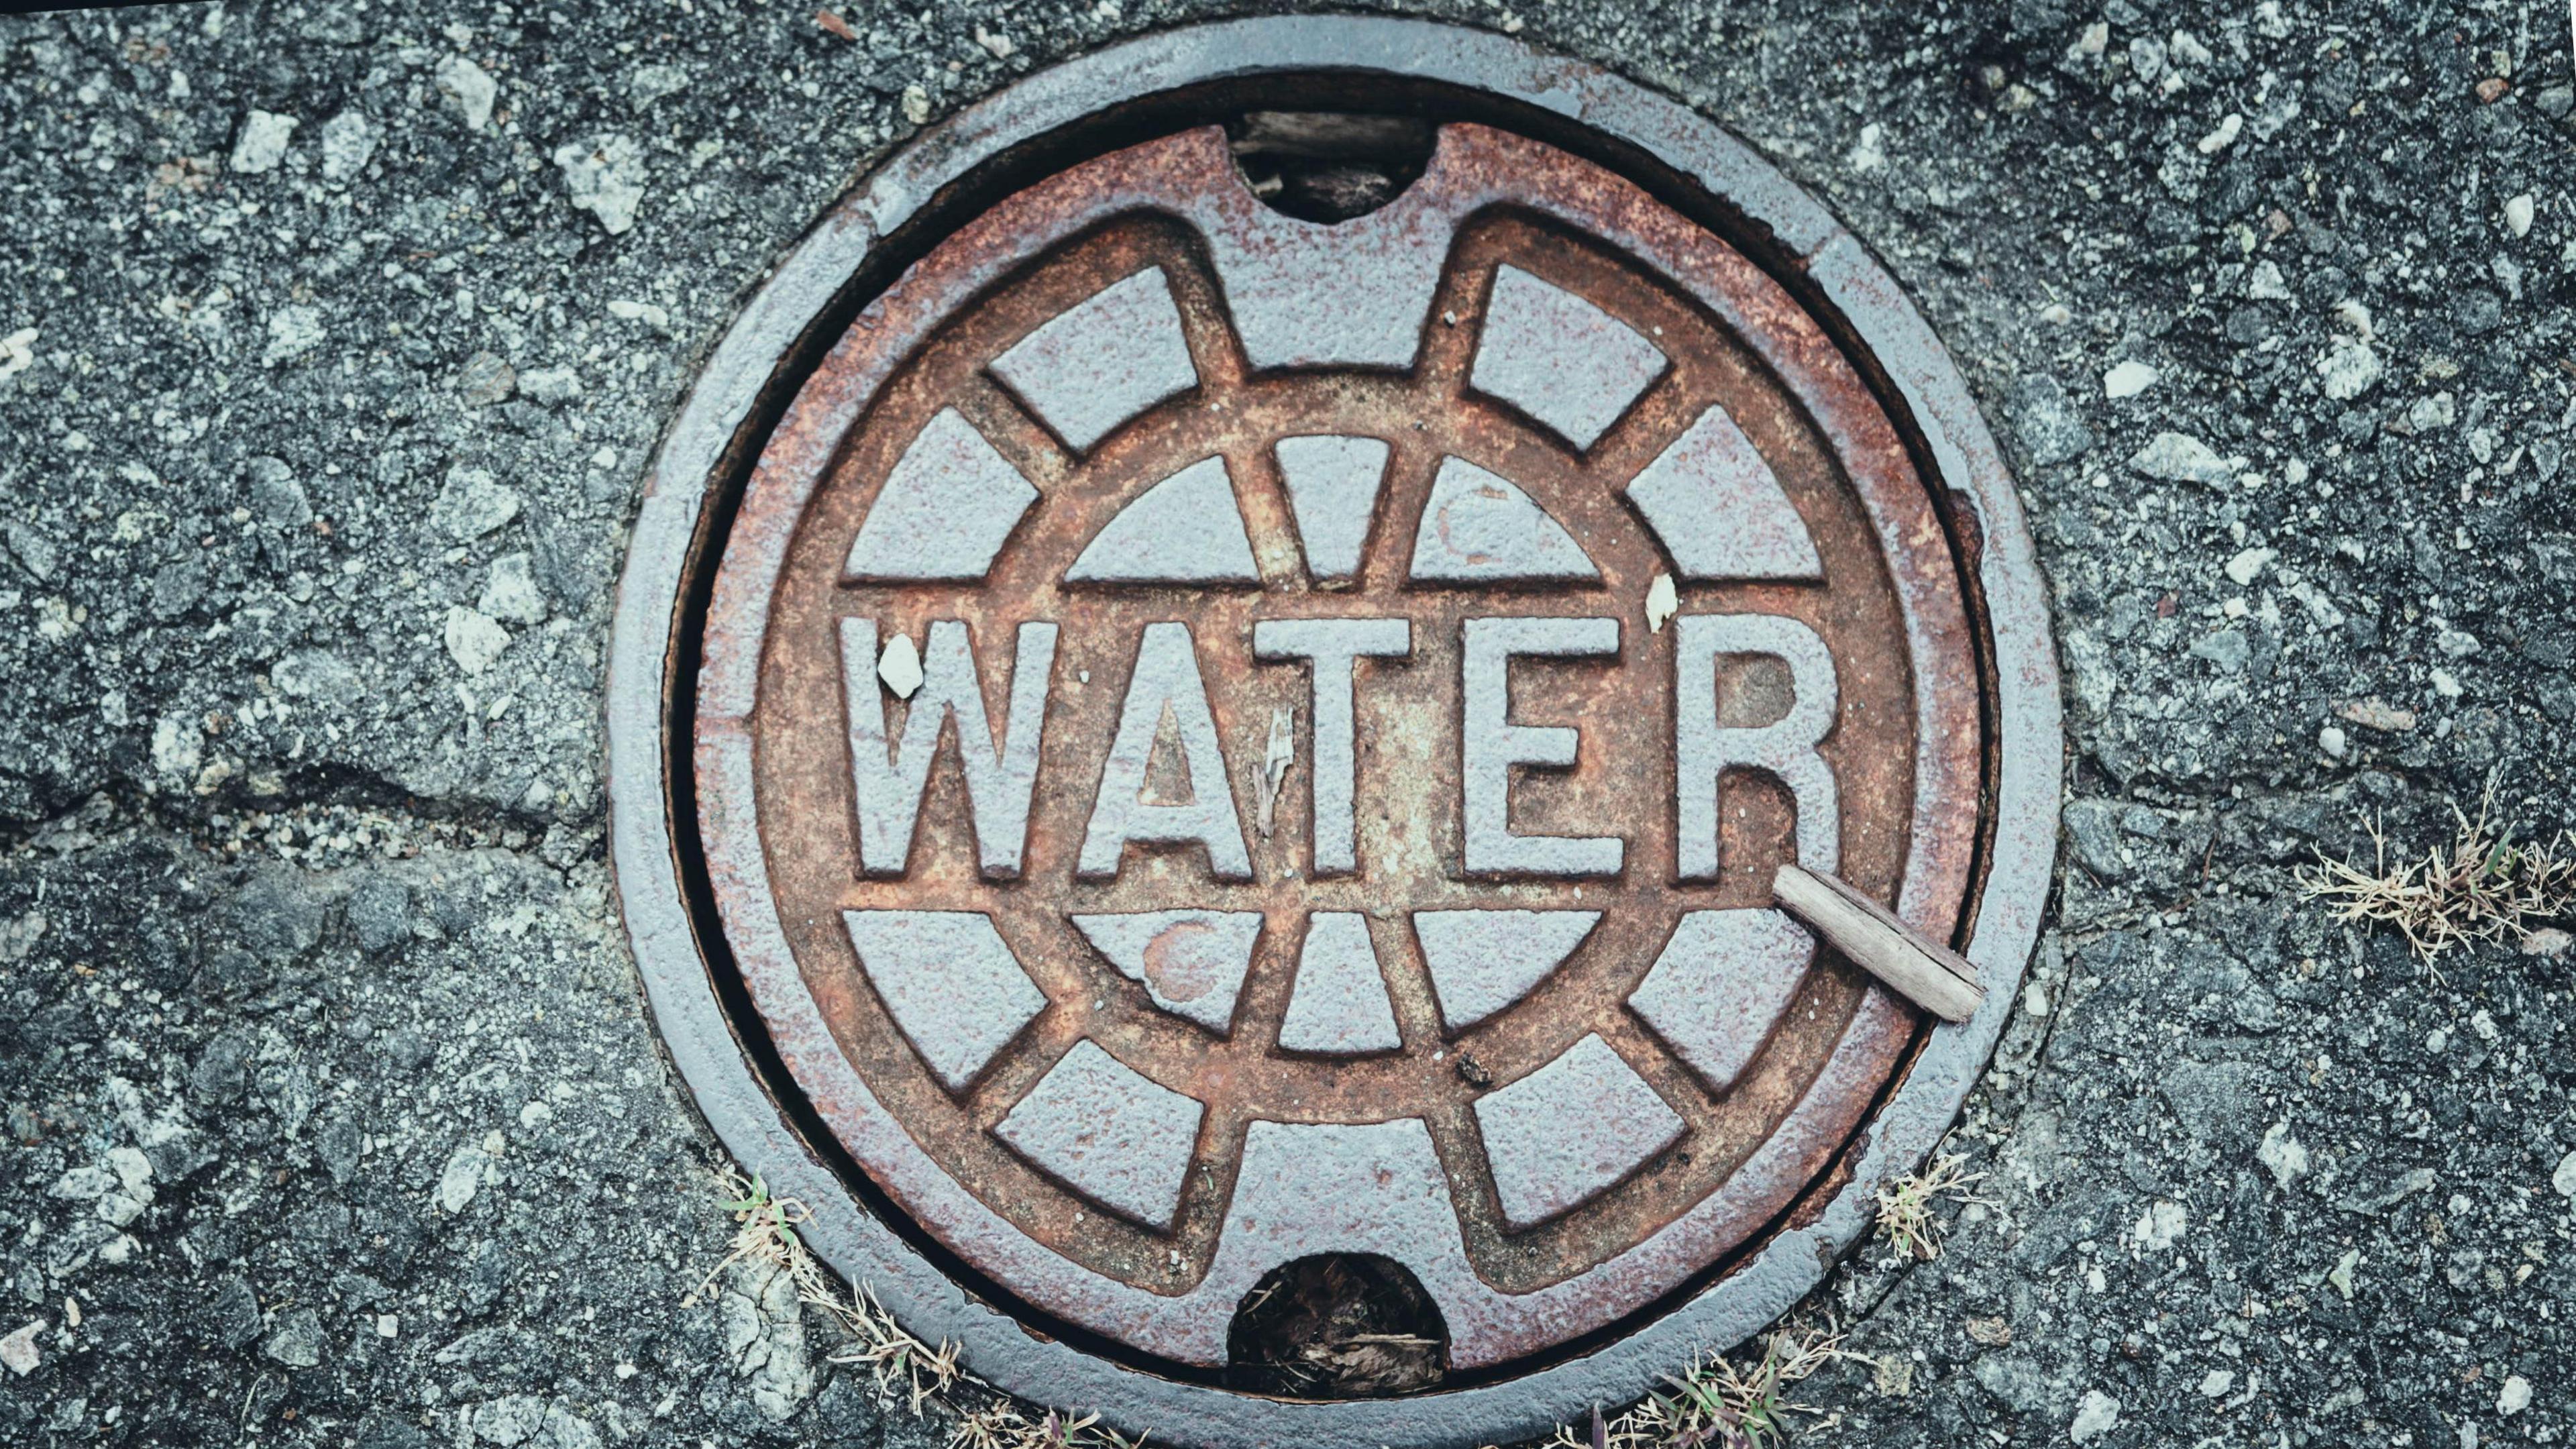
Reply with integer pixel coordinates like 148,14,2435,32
1252,618,1411,876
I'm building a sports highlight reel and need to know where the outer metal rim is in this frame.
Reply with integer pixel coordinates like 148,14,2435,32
604,17,2061,1448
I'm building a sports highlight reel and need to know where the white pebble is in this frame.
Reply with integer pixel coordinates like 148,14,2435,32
435,1142,488,1214
229,109,298,174
1847,122,1886,172
607,299,669,331
0,1320,42,1377
555,134,647,235
2257,1120,2310,1188
2130,431,2234,485
107,1147,152,1192
1644,573,1678,633
443,606,511,677
480,553,548,626
2069,1389,2121,1443
2316,337,2382,400
2131,1199,2187,1251
49,1166,113,1201
2102,360,2158,398
319,111,376,182
877,632,924,699
436,56,497,131
2504,193,2535,239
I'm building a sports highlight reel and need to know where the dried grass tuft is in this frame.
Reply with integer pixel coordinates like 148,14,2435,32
1873,1152,1990,1263
698,1167,1142,1449
949,1400,1151,1449
2296,777,2576,963
1541,1325,1858,1449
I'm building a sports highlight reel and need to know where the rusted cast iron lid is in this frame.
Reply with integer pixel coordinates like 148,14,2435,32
701,118,1984,1372
623,20,2058,1444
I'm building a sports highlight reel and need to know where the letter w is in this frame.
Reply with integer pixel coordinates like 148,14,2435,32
840,619,1057,879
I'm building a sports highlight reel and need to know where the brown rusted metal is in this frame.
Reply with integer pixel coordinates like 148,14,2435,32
694,122,1982,1373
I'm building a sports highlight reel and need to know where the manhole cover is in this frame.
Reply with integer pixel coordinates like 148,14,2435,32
610,19,2059,1446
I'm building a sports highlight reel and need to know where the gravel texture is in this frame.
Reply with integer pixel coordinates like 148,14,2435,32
1,1,2572,1446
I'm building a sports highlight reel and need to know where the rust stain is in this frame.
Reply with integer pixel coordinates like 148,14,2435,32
1141,921,1221,1003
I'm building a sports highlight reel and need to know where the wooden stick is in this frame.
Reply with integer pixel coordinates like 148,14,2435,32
1771,862,1985,1023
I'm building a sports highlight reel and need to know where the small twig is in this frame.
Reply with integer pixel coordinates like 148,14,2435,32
239,1372,277,1435
1772,863,1984,1021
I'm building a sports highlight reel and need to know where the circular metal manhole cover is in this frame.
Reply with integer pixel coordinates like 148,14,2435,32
610,19,2059,1446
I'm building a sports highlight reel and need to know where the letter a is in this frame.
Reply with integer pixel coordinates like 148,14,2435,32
1078,623,1253,881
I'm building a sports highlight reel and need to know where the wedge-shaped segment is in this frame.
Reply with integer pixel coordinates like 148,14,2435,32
1407,457,1599,584
1413,908,1602,1031
1278,912,1403,1055
1071,910,1264,1035
1275,435,1390,582
1473,1034,1685,1228
994,1041,1204,1228
841,911,1045,1091
1626,909,1817,1091
1625,405,1821,581
841,409,1038,581
1065,456,1258,584
1469,264,1666,449
990,265,1198,451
